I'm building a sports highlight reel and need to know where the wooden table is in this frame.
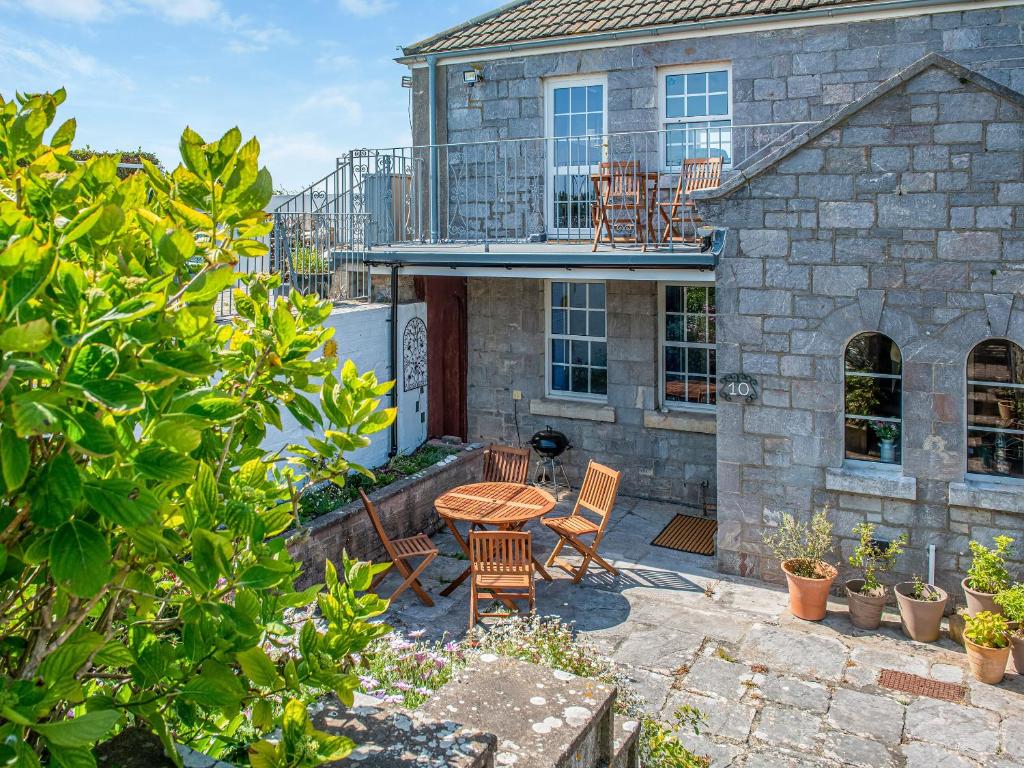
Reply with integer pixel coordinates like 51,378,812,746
435,481,557,597
590,169,660,250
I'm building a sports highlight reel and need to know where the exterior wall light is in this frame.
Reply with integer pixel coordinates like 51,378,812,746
463,69,482,86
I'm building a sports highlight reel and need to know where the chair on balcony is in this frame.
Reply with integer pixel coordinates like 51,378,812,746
591,161,646,251
482,444,532,485
469,530,535,628
359,489,439,607
658,157,723,244
542,461,622,583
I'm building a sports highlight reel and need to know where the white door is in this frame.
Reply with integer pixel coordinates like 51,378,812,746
546,77,606,240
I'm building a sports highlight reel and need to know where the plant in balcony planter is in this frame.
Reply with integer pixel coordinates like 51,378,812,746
963,611,1011,684
895,574,948,643
870,422,899,463
846,523,907,630
994,584,1024,674
763,507,837,621
963,535,1015,616
291,245,332,298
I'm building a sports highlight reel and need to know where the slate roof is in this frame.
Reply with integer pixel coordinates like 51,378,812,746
403,0,885,56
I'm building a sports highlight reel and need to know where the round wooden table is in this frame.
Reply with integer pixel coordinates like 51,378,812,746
435,481,556,596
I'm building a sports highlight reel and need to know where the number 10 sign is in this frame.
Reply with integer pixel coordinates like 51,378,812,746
720,373,759,403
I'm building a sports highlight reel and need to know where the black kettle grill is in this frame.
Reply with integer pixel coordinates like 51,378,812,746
529,426,572,493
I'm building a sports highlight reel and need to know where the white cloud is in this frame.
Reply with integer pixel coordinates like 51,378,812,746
135,0,222,23
337,0,395,18
20,0,106,22
0,25,135,93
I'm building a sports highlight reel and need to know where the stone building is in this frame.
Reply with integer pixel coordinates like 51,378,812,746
287,0,1024,591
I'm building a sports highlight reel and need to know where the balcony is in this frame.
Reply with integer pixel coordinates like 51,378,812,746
271,122,812,298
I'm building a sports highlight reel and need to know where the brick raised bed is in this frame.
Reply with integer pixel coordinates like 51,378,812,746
288,443,484,587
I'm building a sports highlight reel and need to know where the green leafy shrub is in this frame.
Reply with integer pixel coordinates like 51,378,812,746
290,246,331,275
848,523,907,595
994,584,1024,634
964,611,1010,649
763,507,835,579
870,422,899,442
909,575,942,602
0,90,397,765
966,536,1015,594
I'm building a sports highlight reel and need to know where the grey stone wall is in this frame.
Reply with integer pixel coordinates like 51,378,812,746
695,60,1024,597
422,6,1024,147
466,277,717,506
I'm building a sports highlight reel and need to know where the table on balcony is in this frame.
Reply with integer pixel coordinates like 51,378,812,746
590,165,660,251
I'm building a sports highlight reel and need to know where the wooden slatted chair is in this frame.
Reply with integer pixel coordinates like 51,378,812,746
482,444,532,485
592,160,645,251
468,530,535,628
359,489,438,607
658,157,723,243
542,461,622,583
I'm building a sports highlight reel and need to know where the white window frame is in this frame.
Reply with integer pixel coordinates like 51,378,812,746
658,282,717,413
544,74,608,240
965,338,1024,485
658,62,733,171
545,279,608,402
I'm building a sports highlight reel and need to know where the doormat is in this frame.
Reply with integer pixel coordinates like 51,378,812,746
651,515,716,556
877,669,967,704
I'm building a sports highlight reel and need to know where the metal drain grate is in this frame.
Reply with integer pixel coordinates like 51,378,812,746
878,669,967,704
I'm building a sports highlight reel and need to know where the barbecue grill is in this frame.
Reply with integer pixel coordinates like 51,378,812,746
530,426,572,493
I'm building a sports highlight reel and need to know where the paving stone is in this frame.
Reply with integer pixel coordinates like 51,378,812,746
754,674,832,713
663,690,756,744
736,748,839,767
610,624,703,675
904,698,1000,756
680,654,755,700
929,663,966,684
965,676,1024,716
739,624,849,682
752,703,822,750
620,667,673,713
999,717,1024,762
827,687,906,746
848,645,931,677
900,741,982,768
820,729,895,768
676,733,742,768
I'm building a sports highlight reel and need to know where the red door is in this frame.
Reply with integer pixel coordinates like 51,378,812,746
417,276,467,440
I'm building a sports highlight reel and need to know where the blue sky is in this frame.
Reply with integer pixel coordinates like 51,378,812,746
0,0,492,191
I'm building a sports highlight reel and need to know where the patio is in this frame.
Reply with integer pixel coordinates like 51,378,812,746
372,495,1023,768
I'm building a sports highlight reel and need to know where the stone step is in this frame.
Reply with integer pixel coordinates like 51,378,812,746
608,716,641,768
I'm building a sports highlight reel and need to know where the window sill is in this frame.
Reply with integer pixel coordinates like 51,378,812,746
643,409,716,434
530,398,615,423
949,478,1024,515
825,465,917,500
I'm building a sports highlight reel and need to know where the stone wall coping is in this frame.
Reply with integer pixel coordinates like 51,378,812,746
530,397,616,423
825,464,917,501
949,478,1024,515
643,408,716,434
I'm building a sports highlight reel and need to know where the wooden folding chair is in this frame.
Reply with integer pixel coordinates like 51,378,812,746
658,157,723,243
468,530,535,629
359,489,438,607
592,161,645,251
482,444,532,485
542,461,622,583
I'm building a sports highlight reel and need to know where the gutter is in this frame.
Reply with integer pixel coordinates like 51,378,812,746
427,56,440,243
388,266,399,458
397,0,1010,63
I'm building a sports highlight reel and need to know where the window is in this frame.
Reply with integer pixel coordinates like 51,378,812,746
662,285,716,408
661,65,732,168
844,333,902,464
547,78,606,236
548,281,607,398
967,339,1024,480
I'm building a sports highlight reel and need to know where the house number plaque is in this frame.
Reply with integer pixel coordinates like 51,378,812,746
720,373,759,403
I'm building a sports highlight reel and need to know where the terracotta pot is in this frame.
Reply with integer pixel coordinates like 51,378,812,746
962,578,1003,617
1011,633,1024,675
894,582,948,643
846,579,887,630
781,559,837,622
965,637,1011,684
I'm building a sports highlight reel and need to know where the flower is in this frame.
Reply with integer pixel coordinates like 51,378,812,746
394,681,413,691
359,675,379,690
408,629,426,638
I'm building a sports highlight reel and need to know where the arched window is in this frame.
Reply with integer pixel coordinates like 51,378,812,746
967,339,1024,479
845,333,902,464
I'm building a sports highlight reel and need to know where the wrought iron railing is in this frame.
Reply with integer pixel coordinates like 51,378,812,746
272,122,813,260
271,211,372,303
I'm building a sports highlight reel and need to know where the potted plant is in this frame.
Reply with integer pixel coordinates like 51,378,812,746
962,536,1015,616
846,523,907,629
895,574,948,642
994,584,1024,673
963,611,1011,684
290,245,332,298
764,507,837,621
871,422,899,463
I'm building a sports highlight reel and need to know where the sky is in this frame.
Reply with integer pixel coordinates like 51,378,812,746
0,0,492,191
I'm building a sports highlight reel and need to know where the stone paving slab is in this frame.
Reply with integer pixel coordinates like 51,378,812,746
377,495,1024,767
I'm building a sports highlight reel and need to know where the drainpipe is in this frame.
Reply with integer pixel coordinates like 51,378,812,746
389,265,399,458
427,54,439,243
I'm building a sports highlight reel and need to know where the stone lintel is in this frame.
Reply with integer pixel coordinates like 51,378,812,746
949,479,1024,515
530,398,616,423
825,465,917,500
643,409,717,434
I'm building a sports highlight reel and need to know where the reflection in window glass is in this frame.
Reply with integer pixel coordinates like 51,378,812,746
967,339,1024,479
844,333,902,464
550,281,607,397
663,285,716,407
664,68,732,167
551,83,604,234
